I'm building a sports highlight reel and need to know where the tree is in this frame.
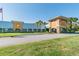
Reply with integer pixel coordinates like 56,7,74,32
43,22,47,25
35,20,43,28
35,20,47,32
68,17,78,32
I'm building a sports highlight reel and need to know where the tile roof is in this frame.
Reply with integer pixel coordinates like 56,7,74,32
49,16,68,22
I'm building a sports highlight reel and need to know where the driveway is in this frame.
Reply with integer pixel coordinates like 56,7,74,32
0,33,79,47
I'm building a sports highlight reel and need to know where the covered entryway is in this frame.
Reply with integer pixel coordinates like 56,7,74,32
51,28,57,33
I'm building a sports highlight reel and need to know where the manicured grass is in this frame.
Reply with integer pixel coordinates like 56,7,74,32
0,32,50,37
0,33,26,37
0,36,79,56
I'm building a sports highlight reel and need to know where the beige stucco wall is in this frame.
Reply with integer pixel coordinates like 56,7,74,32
49,19,67,33
49,19,67,28
49,19,59,29
59,19,67,28
12,21,23,30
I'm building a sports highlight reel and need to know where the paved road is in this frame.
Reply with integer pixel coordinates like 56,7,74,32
0,33,79,47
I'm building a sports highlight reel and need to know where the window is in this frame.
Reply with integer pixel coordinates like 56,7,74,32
28,29,32,32
38,29,41,32
22,29,27,32
33,29,37,32
42,29,45,32
7,28,13,32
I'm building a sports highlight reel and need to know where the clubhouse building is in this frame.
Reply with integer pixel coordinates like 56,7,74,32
0,16,78,33
49,16,69,33
0,21,46,32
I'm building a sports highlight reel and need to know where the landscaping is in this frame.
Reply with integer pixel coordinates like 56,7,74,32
0,36,79,56
0,32,51,37
0,33,26,37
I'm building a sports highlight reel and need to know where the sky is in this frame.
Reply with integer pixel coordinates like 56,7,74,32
0,3,79,23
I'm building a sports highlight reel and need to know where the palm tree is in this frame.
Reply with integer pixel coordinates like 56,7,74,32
43,22,47,25
35,20,47,32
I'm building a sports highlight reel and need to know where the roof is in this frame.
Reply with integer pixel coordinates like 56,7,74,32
49,16,68,22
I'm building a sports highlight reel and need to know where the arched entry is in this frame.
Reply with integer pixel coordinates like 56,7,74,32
15,29,21,32
60,27,67,33
51,28,57,33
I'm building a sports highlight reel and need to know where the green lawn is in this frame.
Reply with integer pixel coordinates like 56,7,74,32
0,32,49,37
0,33,26,37
0,36,79,56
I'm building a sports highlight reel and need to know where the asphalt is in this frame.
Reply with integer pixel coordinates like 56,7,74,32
0,33,79,47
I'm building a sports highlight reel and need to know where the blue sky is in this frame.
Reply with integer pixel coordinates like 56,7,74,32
0,3,79,23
